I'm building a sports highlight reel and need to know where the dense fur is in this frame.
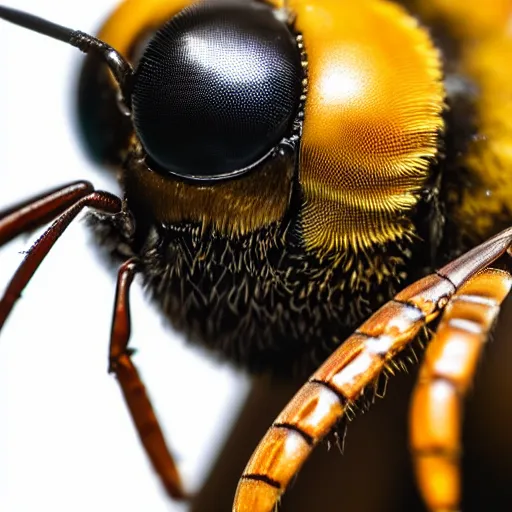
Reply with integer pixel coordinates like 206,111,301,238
86,19,503,379
90,206,412,376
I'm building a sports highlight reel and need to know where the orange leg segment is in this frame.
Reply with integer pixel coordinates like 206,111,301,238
233,227,512,512
409,268,512,511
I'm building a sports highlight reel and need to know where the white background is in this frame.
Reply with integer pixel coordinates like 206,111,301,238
0,2,250,511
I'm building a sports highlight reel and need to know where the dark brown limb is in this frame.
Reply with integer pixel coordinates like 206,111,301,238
0,181,93,247
0,190,121,329
109,259,187,500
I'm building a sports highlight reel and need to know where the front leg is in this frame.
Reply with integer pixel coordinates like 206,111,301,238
108,258,187,500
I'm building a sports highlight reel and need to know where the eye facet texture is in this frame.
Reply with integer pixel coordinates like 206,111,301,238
133,0,302,181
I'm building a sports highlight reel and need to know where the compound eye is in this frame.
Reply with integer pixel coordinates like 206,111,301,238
132,0,302,181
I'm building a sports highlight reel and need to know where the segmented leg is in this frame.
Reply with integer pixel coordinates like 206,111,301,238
109,259,186,499
0,184,186,500
410,268,512,511
0,186,121,327
233,227,512,512
0,181,93,246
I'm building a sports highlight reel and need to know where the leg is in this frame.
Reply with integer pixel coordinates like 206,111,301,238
0,187,121,328
233,227,512,512
0,184,187,500
193,375,414,512
108,259,187,500
409,268,512,511
0,181,93,247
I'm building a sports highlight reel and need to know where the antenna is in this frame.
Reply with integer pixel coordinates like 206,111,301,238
0,5,133,107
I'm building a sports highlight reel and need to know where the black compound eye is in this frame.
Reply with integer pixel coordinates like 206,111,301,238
132,0,302,181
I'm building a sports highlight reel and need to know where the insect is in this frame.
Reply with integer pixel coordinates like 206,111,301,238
1,0,512,511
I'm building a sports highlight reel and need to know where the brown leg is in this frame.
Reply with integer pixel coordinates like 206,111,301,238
0,185,187,500
409,268,512,511
0,189,121,329
108,259,187,501
0,181,93,247
233,227,512,512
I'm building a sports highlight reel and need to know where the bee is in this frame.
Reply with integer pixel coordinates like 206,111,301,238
1,1,512,511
